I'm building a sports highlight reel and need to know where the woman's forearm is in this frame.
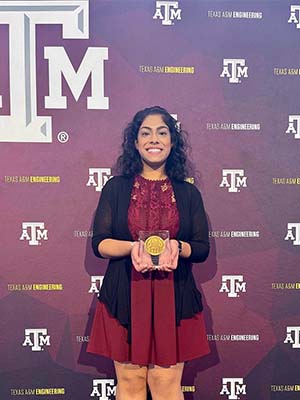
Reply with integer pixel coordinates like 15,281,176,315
98,238,134,258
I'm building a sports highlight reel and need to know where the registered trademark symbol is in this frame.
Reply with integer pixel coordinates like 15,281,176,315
57,131,69,143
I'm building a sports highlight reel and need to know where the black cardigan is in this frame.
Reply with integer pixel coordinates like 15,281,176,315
92,176,210,342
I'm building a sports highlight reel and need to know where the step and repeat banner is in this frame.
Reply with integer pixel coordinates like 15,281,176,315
1,1,300,399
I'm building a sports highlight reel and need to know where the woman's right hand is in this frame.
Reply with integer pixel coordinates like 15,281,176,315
131,241,153,273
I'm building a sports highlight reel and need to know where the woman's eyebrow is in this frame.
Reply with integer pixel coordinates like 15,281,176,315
140,125,169,130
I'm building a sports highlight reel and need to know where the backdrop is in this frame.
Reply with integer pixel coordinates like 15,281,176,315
1,1,300,399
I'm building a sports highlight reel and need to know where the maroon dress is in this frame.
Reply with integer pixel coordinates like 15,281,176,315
87,175,210,366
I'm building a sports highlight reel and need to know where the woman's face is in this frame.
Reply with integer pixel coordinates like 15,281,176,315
135,114,172,170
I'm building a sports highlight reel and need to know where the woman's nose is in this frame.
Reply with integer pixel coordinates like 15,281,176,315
149,132,159,143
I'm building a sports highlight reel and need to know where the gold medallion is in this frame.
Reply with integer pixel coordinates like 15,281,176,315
144,235,165,256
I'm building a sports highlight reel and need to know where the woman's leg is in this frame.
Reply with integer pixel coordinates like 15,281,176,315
114,361,148,400
147,362,185,400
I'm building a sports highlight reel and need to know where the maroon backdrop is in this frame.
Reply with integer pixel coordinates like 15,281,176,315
1,1,300,399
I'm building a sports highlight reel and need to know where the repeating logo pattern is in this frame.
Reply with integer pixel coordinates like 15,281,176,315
22,328,50,351
86,168,113,192
284,327,300,348
220,378,246,399
219,170,247,192
220,59,248,83
288,5,300,29
89,276,104,294
153,1,182,25
90,379,116,400
19,222,48,246
286,115,300,139
284,223,300,245
219,276,246,298
1,1,299,399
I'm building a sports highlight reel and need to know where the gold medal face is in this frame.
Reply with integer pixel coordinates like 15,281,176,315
144,235,165,256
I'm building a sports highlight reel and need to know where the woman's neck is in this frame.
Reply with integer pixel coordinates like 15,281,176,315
140,164,167,181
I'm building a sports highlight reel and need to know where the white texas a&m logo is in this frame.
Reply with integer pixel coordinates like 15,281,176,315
288,5,300,29
90,379,116,400
153,1,182,25
286,115,300,139
284,223,300,245
0,0,109,143
86,168,113,192
220,378,246,400
284,326,300,349
20,222,48,246
22,328,50,351
220,59,248,83
89,276,104,294
219,169,247,193
171,113,181,130
219,275,246,298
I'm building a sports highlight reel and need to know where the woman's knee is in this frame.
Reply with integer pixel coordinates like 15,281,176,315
147,374,181,392
118,372,147,393
114,362,147,394
147,364,184,394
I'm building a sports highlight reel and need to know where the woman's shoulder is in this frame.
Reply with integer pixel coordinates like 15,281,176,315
172,178,202,196
102,175,133,192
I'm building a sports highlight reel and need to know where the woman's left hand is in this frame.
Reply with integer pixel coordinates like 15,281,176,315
157,239,179,272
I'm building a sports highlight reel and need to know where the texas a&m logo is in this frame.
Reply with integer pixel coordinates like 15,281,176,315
286,115,300,139
153,1,182,25
22,328,50,351
90,379,116,400
86,168,113,192
220,59,248,83
284,223,300,246
288,5,300,29
219,170,247,193
219,275,246,298
0,0,109,143
220,378,246,399
284,326,300,349
89,276,104,294
20,222,48,246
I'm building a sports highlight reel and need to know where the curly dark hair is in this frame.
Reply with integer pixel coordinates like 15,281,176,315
116,106,189,181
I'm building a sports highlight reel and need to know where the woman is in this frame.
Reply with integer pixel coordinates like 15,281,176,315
87,106,210,400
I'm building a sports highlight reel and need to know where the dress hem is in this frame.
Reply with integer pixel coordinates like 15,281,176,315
86,346,211,367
